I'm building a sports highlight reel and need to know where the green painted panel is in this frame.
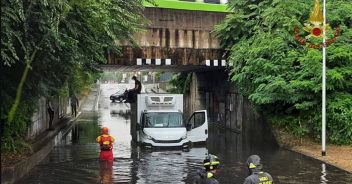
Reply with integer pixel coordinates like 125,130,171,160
144,0,229,12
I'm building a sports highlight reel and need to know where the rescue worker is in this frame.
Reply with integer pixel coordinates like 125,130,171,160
193,154,220,184
244,155,273,184
96,127,115,161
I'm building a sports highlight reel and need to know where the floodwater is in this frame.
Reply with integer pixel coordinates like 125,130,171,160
17,84,352,184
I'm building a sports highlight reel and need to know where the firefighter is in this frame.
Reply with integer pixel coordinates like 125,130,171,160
193,154,221,184
244,155,273,184
96,127,115,161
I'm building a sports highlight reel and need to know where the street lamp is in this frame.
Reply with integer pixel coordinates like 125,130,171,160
321,0,327,156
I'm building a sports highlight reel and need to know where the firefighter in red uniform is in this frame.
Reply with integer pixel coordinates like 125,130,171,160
96,127,115,161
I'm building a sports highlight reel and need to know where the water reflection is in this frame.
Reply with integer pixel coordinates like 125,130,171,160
110,108,131,120
72,125,79,144
321,163,328,184
135,148,207,184
99,161,113,184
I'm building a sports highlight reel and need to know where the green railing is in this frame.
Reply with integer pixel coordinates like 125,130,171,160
144,0,229,12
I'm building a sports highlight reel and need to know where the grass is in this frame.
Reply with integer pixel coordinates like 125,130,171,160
144,0,229,12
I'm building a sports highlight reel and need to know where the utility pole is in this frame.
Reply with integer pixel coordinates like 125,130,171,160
321,0,327,156
294,0,340,156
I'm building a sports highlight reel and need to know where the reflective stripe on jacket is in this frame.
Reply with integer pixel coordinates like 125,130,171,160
96,135,114,151
192,170,219,184
244,171,273,184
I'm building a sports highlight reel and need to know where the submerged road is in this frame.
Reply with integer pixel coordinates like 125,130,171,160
17,84,352,183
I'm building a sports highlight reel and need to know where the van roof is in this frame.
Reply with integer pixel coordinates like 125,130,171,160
145,110,181,113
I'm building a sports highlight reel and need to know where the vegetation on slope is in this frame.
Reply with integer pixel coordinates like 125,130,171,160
216,0,352,144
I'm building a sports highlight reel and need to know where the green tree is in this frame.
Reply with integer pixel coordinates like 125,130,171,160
216,0,352,144
168,73,192,94
1,0,148,152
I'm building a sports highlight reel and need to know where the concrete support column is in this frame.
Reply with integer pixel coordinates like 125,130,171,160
187,30,193,48
161,28,166,47
169,29,175,48
147,29,160,47
140,31,148,46
178,30,185,48
199,31,209,49
194,30,200,49
147,29,153,47
210,32,219,48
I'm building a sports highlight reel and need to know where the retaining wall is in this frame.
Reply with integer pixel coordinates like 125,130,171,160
184,71,277,144
26,96,69,141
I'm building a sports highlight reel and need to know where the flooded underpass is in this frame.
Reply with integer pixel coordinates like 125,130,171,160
17,84,352,184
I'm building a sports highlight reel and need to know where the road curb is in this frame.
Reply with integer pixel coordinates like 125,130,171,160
282,147,352,174
1,117,76,184
272,129,352,174
94,87,101,111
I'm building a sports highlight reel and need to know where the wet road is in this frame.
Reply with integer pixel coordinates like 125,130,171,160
17,84,352,184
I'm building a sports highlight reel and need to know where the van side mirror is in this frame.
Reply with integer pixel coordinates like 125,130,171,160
136,124,141,131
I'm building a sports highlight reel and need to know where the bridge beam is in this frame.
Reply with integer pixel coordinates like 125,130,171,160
107,7,228,67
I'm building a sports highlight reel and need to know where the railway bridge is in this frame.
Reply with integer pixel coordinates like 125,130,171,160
103,0,230,72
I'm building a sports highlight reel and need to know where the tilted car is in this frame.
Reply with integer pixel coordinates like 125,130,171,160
110,89,128,102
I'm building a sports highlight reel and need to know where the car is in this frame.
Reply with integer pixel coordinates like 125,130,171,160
110,89,128,102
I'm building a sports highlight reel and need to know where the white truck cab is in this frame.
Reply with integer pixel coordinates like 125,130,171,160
135,94,208,148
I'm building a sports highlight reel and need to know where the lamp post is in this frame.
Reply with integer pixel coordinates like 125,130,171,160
322,0,326,156
294,0,340,156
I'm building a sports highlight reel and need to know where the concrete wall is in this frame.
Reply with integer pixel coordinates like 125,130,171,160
137,7,226,49
184,71,276,144
26,96,69,141
134,28,219,48
108,7,227,65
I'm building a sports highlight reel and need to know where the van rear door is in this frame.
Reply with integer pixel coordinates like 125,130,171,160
186,110,208,143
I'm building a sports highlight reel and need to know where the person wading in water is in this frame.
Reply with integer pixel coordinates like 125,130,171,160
96,127,115,161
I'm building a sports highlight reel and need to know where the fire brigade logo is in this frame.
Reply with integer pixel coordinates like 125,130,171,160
294,0,340,49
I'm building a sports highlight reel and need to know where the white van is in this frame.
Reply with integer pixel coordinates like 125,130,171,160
134,94,208,147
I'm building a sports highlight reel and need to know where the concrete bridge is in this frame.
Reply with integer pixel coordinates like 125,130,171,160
102,1,269,136
102,0,270,141
103,0,230,71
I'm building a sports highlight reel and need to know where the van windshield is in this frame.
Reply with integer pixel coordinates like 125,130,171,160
143,112,184,128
